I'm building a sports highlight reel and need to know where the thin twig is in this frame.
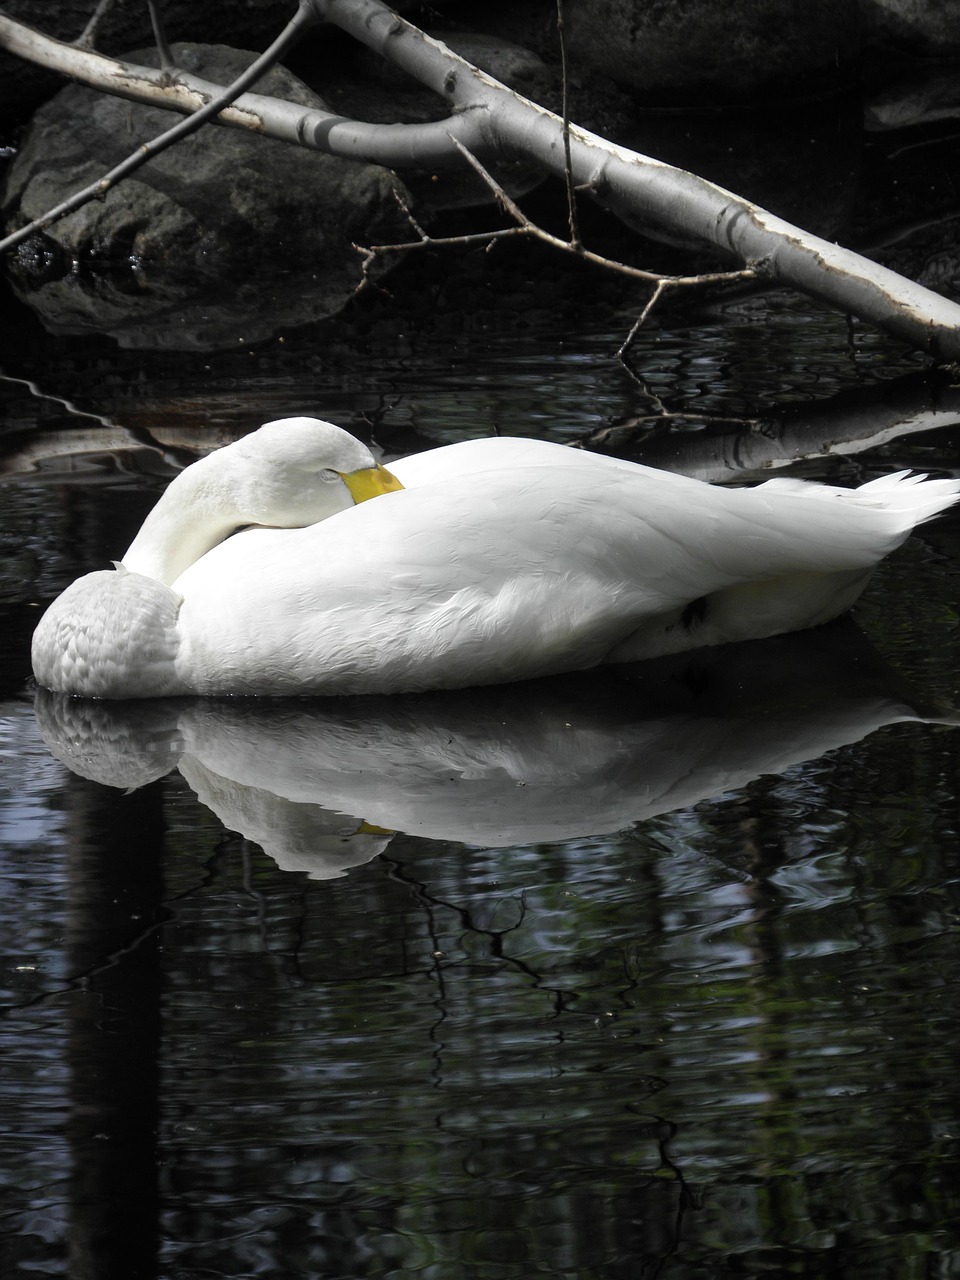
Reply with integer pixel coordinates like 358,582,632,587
0,0,319,257
555,0,581,251
147,0,175,71
393,187,429,241
618,281,667,359
353,225,530,290
353,183,533,290
76,0,118,50
615,266,768,368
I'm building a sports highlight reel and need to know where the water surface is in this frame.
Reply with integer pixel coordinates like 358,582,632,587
2,109,960,1279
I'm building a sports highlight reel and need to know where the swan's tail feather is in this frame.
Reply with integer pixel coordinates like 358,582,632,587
758,470,960,531
853,471,960,526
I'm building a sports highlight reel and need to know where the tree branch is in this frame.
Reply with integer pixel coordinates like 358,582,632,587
310,0,960,362
0,9,476,167
2,0,960,358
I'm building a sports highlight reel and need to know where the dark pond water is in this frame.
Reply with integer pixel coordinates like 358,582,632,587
2,85,960,1279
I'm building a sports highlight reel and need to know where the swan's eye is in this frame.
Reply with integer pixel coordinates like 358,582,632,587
318,468,340,483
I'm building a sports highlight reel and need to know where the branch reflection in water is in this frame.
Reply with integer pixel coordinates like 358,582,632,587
34,619,955,877
5,363,960,486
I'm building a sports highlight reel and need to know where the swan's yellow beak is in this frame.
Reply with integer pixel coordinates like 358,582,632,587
342,463,404,504
355,819,396,836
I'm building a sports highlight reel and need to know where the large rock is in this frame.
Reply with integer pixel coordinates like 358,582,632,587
1,43,411,347
563,0,861,106
4,42,407,270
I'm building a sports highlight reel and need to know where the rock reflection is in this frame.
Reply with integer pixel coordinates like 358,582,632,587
6,260,375,352
34,621,953,878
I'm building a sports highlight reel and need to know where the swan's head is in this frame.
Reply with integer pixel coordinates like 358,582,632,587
230,417,403,528
121,417,404,585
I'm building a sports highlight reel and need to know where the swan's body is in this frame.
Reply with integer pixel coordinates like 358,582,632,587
31,417,960,699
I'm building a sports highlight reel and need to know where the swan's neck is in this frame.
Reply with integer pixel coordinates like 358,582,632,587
121,452,242,586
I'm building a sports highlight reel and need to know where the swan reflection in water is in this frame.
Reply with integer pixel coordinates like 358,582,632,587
34,621,955,879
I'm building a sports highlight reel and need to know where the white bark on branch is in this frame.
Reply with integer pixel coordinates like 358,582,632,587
2,0,960,359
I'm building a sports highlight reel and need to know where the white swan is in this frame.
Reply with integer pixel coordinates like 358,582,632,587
31,416,960,699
